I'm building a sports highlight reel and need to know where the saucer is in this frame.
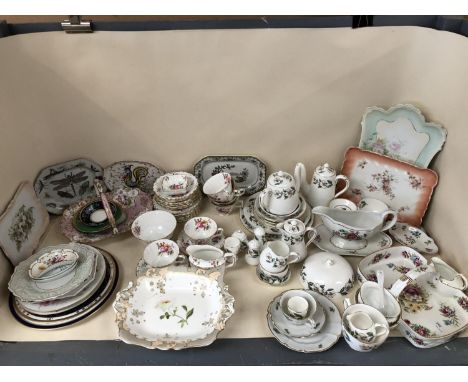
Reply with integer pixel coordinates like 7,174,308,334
267,290,341,353
389,222,438,255
270,292,326,337
314,224,392,256
256,265,291,286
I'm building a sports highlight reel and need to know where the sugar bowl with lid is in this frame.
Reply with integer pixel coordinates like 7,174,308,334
300,251,354,297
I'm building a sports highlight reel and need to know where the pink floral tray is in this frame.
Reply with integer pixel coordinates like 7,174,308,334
340,147,438,226
61,188,152,243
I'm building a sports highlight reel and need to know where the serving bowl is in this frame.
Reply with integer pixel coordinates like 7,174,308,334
131,210,177,242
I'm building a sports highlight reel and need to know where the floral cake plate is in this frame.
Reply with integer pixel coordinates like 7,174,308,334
389,223,439,255
113,265,235,350
267,290,341,353
357,246,428,287
340,147,438,226
389,267,468,348
194,155,267,196
0,181,50,266
103,161,165,196
34,158,103,215
313,224,392,257
61,188,152,243
359,104,447,168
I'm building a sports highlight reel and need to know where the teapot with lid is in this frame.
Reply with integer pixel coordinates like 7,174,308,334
259,170,301,216
295,162,350,208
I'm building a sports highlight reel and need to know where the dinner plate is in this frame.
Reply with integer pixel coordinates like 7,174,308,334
267,291,341,353
10,249,118,329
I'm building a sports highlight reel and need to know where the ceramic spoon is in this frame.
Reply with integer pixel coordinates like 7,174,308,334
376,270,385,311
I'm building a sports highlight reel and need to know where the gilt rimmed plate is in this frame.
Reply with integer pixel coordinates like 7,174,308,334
113,265,235,350
10,248,118,329
359,104,447,168
389,223,439,255
313,224,392,257
267,290,341,353
340,147,438,226
104,161,165,195
194,155,267,196
34,158,103,215
8,243,97,302
0,181,50,266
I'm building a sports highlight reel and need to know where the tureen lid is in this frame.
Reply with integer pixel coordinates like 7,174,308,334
315,163,336,178
267,171,295,188
301,252,354,295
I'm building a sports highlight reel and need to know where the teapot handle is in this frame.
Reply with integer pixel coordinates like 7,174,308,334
343,297,352,310
305,227,318,247
334,175,350,199
381,210,398,231
224,252,237,268
259,189,272,210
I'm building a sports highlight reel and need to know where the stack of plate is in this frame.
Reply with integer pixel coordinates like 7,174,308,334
239,192,313,239
153,172,202,222
267,290,342,353
8,243,118,329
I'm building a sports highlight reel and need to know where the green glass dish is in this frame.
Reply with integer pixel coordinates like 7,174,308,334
72,200,126,233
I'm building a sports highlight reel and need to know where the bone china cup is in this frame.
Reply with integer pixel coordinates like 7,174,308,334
184,216,219,241
259,241,300,273
203,172,239,204
131,210,177,242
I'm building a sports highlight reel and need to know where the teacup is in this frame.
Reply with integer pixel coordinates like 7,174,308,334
279,290,325,333
203,172,245,204
184,216,221,243
358,198,389,213
259,241,299,274
342,299,390,352
186,245,236,272
143,239,180,268
161,173,189,196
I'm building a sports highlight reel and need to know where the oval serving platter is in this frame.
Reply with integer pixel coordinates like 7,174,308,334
193,155,267,196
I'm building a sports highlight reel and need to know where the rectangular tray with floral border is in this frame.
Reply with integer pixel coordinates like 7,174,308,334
339,147,438,226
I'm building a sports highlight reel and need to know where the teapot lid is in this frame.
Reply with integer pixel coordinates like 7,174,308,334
315,163,336,177
282,219,305,234
300,252,354,296
268,171,295,187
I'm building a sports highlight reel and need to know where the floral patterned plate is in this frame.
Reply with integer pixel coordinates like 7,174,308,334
267,290,341,353
389,267,468,348
314,224,392,257
34,158,103,215
194,155,267,196
340,147,438,226
61,188,152,243
389,223,438,255
357,246,428,287
104,161,165,196
113,265,235,350
359,104,447,168
0,181,50,266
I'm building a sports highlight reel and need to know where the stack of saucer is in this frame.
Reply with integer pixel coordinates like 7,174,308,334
267,289,342,353
8,243,118,329
153,172,202,222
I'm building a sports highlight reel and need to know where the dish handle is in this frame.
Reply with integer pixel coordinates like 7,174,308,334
389,266,430,298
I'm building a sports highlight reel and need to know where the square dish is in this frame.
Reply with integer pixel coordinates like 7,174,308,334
340,147,438,226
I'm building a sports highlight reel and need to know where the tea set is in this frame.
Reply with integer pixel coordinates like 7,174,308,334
3,104,466,354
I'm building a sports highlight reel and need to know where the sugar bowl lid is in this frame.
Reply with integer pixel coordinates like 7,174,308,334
267,171,295,188
282,219,305,234
315,163,336,178
300,252,354,296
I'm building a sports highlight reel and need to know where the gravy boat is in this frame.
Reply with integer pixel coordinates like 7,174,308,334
312,206,397,250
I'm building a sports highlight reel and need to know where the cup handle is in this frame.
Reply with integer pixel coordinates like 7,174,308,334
224,252,237,268
343,297,352,310
381,210,398,231
334,175,350,199
374,323,389,337
174,254,189,266
305,227,318,247
306,318,318,328
288,251,300,264
234,188,246,197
